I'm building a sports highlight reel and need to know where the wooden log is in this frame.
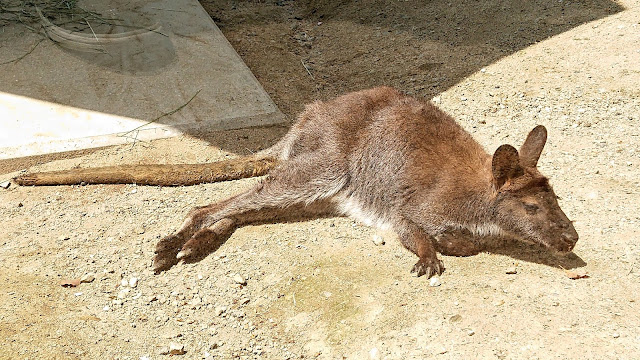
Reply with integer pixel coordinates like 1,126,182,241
14,157,277,186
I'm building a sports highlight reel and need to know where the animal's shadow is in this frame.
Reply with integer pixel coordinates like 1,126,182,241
170,215,586,272
478,237,586,270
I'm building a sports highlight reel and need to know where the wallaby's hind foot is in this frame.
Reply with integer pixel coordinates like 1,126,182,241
175,218,236,261
154,218,235,273
154,233,186,273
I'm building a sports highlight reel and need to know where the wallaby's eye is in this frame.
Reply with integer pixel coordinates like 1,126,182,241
524,203,539,215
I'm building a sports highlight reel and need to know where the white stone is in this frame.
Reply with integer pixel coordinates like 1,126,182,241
81,273,95,283
169,343,186,355
371,234,385,246
233,274,246,285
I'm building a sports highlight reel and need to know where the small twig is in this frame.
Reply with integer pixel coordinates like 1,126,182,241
85,19,98,42
150,7,189,13
301,59,314,79
0,38,44,65
119,90,202,137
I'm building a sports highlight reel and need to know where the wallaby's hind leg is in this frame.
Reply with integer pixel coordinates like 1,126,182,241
154,156,346,273
174,200,335,265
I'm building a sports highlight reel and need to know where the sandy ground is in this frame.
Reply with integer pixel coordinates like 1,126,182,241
1,0,640,359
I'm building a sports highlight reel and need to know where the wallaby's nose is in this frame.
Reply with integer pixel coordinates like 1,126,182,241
561,229,579,248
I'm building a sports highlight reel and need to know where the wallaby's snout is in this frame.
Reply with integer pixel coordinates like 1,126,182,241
549,205,579,253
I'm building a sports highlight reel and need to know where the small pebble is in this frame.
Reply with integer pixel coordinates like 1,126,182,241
215,306,227,316
169,343,186,355
371,234,385,246
121,278,128,287
233,274,247,285
129,277,138,288
118,288,130,299
0,181,10,189
429,277,441,287
506,267,517,274
80,273,95,283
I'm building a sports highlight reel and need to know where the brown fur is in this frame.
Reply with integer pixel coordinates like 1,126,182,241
154,87,579,278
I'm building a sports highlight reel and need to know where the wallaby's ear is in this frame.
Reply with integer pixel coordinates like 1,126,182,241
519,125,547,168
492,144,524,189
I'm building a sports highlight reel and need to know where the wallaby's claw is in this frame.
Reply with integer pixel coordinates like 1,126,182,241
153,233,187,273
411,258,445,278
153,253,179,274
176,248,191,260
155,234,183,253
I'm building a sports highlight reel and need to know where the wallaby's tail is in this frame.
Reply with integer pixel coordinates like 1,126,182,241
14,156,278,186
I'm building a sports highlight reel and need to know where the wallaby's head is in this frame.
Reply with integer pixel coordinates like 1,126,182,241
490,125,578,253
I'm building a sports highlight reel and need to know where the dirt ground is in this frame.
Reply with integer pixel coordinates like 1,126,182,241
1,0,640,359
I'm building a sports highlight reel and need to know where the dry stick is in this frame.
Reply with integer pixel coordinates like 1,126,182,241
14,157,279,186
118,89,202,139
0,38,43,65
301,59,314,79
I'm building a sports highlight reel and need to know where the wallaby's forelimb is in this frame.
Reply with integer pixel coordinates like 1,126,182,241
14,156,277,186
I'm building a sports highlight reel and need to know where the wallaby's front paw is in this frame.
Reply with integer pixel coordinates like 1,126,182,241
410,257,445,278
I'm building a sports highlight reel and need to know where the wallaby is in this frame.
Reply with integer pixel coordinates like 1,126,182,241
152,87,578,277
15,87,578,278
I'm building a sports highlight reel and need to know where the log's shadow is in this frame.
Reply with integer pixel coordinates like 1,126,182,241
479,237,586,270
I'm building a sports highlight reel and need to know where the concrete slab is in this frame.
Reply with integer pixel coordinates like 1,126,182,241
0,0,284,160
